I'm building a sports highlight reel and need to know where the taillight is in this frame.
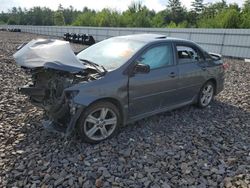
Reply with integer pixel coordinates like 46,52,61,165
222,63,229,70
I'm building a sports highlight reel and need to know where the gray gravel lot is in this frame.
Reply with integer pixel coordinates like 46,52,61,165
0,31,249,188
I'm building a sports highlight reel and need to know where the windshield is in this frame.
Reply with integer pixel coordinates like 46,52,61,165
77,38,146,70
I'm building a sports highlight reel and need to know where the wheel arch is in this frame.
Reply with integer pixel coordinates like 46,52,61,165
76,97,123,143
87,97,124,124
206,78,217,94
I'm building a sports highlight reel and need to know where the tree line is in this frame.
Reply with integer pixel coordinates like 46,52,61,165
0,0,250,28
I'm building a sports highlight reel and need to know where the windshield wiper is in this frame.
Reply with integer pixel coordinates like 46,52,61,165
79,59,106,74
100,65,108,73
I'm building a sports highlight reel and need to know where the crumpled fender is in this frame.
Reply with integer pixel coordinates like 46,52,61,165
64,71,129,123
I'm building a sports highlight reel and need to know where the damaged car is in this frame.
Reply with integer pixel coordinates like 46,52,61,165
14,34,226,143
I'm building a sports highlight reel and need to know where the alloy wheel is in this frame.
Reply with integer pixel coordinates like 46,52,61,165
200,84,214,106
83,107,117,141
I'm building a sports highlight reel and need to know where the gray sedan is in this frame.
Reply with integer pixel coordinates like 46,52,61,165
16,34,225,143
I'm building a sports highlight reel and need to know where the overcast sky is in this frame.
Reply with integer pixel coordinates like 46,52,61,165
0,0,244,12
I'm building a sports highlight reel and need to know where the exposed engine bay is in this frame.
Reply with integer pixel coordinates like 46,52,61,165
19,66,102,134
14,39,106,135
21,68,95,112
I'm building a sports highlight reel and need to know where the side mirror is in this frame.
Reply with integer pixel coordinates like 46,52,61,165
134,63,150,74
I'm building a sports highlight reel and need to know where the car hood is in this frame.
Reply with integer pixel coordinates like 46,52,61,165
13,39,87,73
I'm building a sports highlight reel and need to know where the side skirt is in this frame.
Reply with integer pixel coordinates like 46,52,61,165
126,95,197,124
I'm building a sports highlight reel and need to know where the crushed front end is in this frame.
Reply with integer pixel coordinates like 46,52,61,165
14,39,103,135
18,67,98,135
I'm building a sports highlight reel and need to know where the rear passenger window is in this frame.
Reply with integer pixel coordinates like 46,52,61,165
177,45,204,64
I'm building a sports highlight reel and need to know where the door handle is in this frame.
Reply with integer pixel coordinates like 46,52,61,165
169,72,176,78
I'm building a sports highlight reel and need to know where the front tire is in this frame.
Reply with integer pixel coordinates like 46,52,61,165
197,81,215,108
78,101,121,143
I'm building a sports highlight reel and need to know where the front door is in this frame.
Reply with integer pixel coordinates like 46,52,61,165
128,43,179,118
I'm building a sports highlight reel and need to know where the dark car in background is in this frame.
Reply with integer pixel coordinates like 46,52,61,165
14,34,225,143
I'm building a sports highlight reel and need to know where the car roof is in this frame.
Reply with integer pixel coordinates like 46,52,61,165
113,33,192,43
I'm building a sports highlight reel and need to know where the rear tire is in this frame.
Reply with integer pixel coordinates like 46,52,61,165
77,101,121,143
197,81,215,108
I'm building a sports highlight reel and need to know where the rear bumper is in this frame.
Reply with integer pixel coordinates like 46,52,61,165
215,77,224,95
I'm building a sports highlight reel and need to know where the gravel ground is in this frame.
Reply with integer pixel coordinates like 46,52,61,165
0,31,249,188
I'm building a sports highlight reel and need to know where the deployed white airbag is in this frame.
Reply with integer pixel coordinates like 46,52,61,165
13,39,85,70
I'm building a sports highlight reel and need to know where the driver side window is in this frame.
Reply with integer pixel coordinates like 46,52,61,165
139,44,173,69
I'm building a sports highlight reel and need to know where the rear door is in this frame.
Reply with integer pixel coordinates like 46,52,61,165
174,42,208,102
128,42,179,117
